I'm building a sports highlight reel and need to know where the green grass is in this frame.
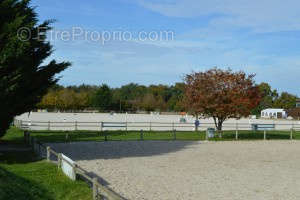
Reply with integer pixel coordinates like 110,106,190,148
0,128,93,200
1,127,25,144
22,129,300,143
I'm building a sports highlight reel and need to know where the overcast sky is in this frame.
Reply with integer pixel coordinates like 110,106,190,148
32,0,300,95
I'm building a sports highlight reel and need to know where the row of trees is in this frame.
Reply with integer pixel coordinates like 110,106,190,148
37,68,298,132
37,80,298,115
37,83,185,112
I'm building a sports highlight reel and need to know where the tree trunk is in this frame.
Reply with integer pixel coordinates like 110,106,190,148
217,120,223,138
213,117,224,138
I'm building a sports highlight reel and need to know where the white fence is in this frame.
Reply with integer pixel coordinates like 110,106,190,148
15,119,300,132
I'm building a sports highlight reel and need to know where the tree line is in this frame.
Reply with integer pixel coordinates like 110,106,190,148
37,81,298,115
37,83,185,112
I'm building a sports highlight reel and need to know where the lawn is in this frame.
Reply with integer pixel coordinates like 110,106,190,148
0,128,93,200
1,127,26,144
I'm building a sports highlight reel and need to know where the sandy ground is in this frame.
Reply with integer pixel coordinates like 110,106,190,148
47,140,300,200
16,112,300,131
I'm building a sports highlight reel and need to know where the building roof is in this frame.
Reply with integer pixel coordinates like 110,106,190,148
261,108,285,112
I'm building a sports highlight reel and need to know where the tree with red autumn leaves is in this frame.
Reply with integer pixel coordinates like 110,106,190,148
184,68,261,132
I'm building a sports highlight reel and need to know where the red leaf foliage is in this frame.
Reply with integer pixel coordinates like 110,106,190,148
184,68,261,129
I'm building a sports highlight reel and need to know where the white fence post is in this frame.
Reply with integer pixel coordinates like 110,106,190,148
47,147,51,161
58,153,62,169
290,128,293,140
48,121,50,131
150,122,152,131
75,121,77,131
93,177,98,200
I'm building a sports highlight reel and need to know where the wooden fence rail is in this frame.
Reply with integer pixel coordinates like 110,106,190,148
24,131,124,200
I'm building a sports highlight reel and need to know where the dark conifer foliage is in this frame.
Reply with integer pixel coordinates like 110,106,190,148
0,0,70,136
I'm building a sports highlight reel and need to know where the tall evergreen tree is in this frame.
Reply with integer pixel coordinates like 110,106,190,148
0,0,70,137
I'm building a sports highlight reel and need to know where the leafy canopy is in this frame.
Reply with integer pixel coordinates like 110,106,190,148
184,68,261,130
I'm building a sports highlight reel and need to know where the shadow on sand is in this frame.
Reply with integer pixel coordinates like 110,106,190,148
45,140,199,161
44,141,199,200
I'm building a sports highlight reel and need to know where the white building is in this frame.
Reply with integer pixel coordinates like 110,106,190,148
261,108,287,119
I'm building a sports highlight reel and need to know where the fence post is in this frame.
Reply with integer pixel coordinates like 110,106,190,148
30,135,34,147
150,122,152,131
173,129,176,140
65,133,69,143
32,137,36,153
75,121,78,131
38,142,41,157
47,147,51,162
58,153,62,169
126,121,128,132
73,164,78,180
290,128,293,140
140,129,144,141
172,122,175,131
48,121,50,131
24,131,28,144
92,177,98,200
264,130,266,140
100,122,103,132
104,132,108,141
235,122,238,140
205,129,208,141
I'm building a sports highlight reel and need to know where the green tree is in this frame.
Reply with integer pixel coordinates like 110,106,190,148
167,83,185,111
273,92,298,109
91,84,112,111
0,0,70,136
251,82,278,115
116,83,147,111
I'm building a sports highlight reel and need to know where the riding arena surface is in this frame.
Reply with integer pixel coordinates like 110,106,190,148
47,140,300,200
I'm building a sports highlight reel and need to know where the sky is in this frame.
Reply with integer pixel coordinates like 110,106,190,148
31,0,300,95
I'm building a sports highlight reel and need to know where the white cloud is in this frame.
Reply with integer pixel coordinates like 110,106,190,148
137,0,300,32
